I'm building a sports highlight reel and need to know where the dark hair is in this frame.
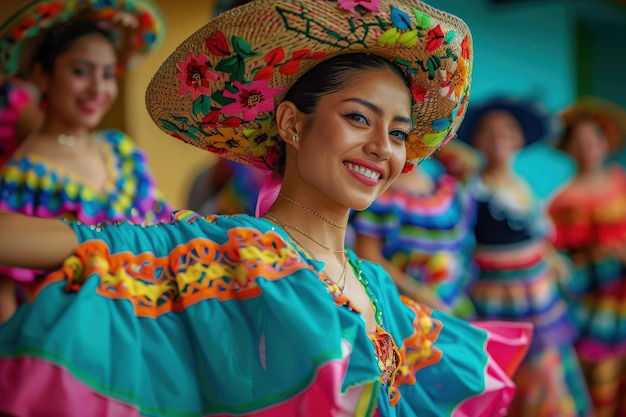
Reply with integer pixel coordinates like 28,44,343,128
284,53,409,116
274,52,410,173
31,19,115,74
558,114,606,152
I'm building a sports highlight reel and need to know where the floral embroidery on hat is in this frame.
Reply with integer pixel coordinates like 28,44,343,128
150,0,473,170
176,52,219,100
337,0,380,14
221,80,285,122
0,0,164,76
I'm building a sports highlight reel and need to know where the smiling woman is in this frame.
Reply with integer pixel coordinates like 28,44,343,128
0,1,172,321
0,1,531,416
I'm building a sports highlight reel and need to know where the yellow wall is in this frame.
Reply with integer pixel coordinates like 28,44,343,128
124,0,219,209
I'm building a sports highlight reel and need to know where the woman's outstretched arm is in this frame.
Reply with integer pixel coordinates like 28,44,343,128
0,212,78,270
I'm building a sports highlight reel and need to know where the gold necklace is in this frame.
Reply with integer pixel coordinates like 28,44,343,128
265,211,345,253
56,133,89,148
264,212,348,291
278,193,346,230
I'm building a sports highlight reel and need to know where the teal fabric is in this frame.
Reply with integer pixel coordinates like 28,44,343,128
0,212,500,416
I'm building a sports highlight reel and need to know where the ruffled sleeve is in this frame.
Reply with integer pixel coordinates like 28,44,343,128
0,211,385,416
362,260,532,416
0,211,530,417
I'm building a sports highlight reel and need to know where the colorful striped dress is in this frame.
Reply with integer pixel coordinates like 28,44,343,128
350,171,478,319
468,175,592,417
0,129,172,284
0,211,531,417
548,165,626,416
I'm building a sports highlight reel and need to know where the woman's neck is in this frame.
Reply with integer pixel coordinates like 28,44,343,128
481,164,517,186
575,162,605,179
264,194,349,257
38,117,91,138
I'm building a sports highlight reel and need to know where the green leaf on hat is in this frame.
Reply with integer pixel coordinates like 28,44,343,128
224,82,239,94
232,36,259,58
159,119,198,140
412,8,431,30
216,56,245,81
193,95,212,116
444,31,456,44
426,56,441,80
394,58,412,67
211,90,235,106
325,29,342,40
445,49,458,60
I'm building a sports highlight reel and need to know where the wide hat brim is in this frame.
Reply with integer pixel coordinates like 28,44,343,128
560,96,626,155
455,96,557,147
0,0,165,76
146,0,473,171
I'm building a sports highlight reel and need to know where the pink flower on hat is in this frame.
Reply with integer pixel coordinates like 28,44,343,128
176,52,219,100
337,0,380,14
221,80,285,122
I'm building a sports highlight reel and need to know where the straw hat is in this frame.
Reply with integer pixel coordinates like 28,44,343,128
560,96,626,154
146,0,473,171
455,96,559,147
0,0,165,76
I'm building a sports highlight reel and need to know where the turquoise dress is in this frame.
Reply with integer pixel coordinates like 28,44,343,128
0,211,530,416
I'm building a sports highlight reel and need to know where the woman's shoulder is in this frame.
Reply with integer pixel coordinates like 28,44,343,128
97,129,146,159
159,210,272,236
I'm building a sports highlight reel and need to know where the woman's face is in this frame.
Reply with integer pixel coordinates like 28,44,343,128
42,33,118,136
564,119,608,170
472,109,524,166
294,68,411,211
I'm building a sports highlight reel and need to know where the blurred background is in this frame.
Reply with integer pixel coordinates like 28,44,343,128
92,0,626,207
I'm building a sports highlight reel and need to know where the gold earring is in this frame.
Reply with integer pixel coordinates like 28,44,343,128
292,133,300,142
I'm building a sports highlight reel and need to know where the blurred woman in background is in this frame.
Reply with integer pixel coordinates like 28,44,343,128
548,97,626,417
0,0,171,321
458,96,592,417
